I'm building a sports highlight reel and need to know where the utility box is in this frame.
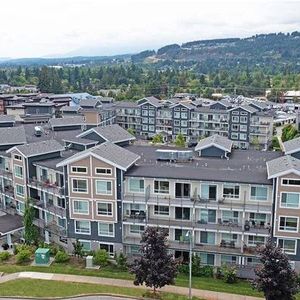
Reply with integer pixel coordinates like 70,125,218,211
86,255,93,268
35,248,50,265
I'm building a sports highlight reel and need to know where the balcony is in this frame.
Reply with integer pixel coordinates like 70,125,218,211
33,218,67,236
28,178,64,196
0,185,15,198
31,198,66,218
0,168,13,180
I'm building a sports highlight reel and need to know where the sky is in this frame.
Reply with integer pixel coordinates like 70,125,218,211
1,0,300,58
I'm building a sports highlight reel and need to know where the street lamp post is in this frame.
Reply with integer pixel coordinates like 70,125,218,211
186,230,192,299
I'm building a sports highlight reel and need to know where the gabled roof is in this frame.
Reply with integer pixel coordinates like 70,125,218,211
267,155,300,179
77,124,135,144
80,98,102,108
283,137,300,155
170,102,195,110
229,105,258,114
249,101,268,110
210,99,232,109
0,126,26,146
138,96,162,107
61,105,82,113
195,134,233,153
0,115,15,123
57,141,140,171
63,137,98,146
7,139,64,158
49,116,85,128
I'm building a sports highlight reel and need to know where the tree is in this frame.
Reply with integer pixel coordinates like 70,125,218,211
130,227,178,294
72,239,84,258
152,133,164,144
38,66,51,92
253,238,299,300
281,124,299,142
23,198,38,245
127,128,135,136
174,133,185,147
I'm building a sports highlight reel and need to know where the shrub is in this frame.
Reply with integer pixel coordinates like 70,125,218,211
16,249,31,264
1,243,9,250
93,249,109,267
192,254,202,276
55,250,70,263
177,263,189,274
0,251,11,262
115,252,127,270
221,265,237,284
15,244,35,255
199,265,214,277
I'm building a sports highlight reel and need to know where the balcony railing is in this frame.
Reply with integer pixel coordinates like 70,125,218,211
33,218,67,236
0,168,13,179
28,178,64,196
30,198,66,218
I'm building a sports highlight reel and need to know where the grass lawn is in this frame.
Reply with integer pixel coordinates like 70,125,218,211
0,279,201,300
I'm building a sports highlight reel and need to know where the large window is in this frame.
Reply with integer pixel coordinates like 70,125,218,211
201,184,217,200
14,154,22,161
222,233,238,243
130,225,144,234
175,229,189,241
222,211,239,223
175,183,190,198
16,184,24,197
199,209,216,224
250,186,268,201
200,232,215,245
98,223,114,237
96,180,112,195
279,217,298,232
175,207,190,220
281,193,300,208
14,165,23,179
79,240,91,251
129,178,144,193
95,168,112,175
154,180,169,194
75,220,90,234
221,255,237,264
223,184,240,199
154,205,169,216
199,253,215,265
97,202,112,216
73,200,89,214
278,239,297,255
72,179,87,193
71,166,87,174
248,235,265,246
100,243,114,257
282,179,300,186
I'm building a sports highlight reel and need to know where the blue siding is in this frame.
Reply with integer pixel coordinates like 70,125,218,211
201,146,226,158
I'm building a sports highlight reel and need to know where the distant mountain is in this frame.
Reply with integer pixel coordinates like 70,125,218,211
132,31,300,72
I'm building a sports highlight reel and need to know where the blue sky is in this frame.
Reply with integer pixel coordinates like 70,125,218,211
1,0,300,58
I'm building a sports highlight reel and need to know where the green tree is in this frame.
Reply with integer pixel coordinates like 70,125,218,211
281,124,299,142
72,240,84,258
174,133,185,147
152,133,164,144
23,198,38,245
38,66,51,92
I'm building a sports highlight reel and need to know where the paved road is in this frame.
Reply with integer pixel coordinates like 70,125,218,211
0,297,135,300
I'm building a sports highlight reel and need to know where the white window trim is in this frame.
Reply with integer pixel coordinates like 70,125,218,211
99,242,115,257
278,216,299,233
281,178,300,187
72,178,88,194
128,178,145,193
14,165,23,179
73,199,89,215
279,191,300,209
222,184,240,199
96,201,113,216
95,180,113,195
71,166,88,174
98,222,115,237
75,220,91,235
277,238,297,255
15,184,24,198
153,180,170,195
154,205,170,216
249,185,269,202
78,239,91,251
14,154,22,161
95,167,112,176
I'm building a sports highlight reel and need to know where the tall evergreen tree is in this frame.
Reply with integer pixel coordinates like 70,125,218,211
253,238,299,300
130,227,177,294
23,198,39,245
38,66,51,92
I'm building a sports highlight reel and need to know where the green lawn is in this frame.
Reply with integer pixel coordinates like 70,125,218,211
0,279,200,300
0,262,263,298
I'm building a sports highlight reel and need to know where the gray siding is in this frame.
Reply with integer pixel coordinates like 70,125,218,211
201,146,226,158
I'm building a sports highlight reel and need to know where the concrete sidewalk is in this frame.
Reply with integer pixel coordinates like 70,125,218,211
0,271,263,300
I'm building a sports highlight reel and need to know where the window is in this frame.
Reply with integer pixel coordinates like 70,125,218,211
142,117,148,124
149,125,155,132
281,193,300,208
232,116,239,123
175,207,190,220
222,211,239,223
174,112,180,118
142,125,148,131
98,223,114,236
175,229,189,241
16,201,25,213
232,124,239,131
96,168,112,175
14,154,22,161
75,220,90,234
250,186,268,201
278,239,297,255
201,184,217,200
181,112,188,119
282,179,300,186
223,184,239,198
175,183,190,198
200,232,215,245
240,124,247,132
16,184,24,197
199,209,216,224
72,179,87,193
96,180,112,195
97,202,112,216
279,216,298,232
100,243,114,257
142,110,148,116
240,116,248,123
239,133,247,140
130,225,144,234
231,133,238,140
221,255,237,264
14,165,23,179
248,235,265,246
73,200,89,214
58,217,66,228
199,253,215,265
149,110,155,117
154,205,169,216
222,233,238,243
249,213,266,223
71,166,87,174
79,240,91,251
129,178,144,193
154,180,169,194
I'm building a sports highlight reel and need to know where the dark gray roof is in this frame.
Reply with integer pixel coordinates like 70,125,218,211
138,96,162,107
78,124,135,144
283,137,300,154
115,101,139,108
238,105,258,114
195,134,233,152
249,101,268,110
23,102,55,107
57,141,140,171
49,116,85,128
124,145,281,185
0,213,24,235
8,139,64,157
80,98,101,108
61,105,82,112
267,155,300,179
0,126,26,146
63,137,98,146
0,115,15,123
